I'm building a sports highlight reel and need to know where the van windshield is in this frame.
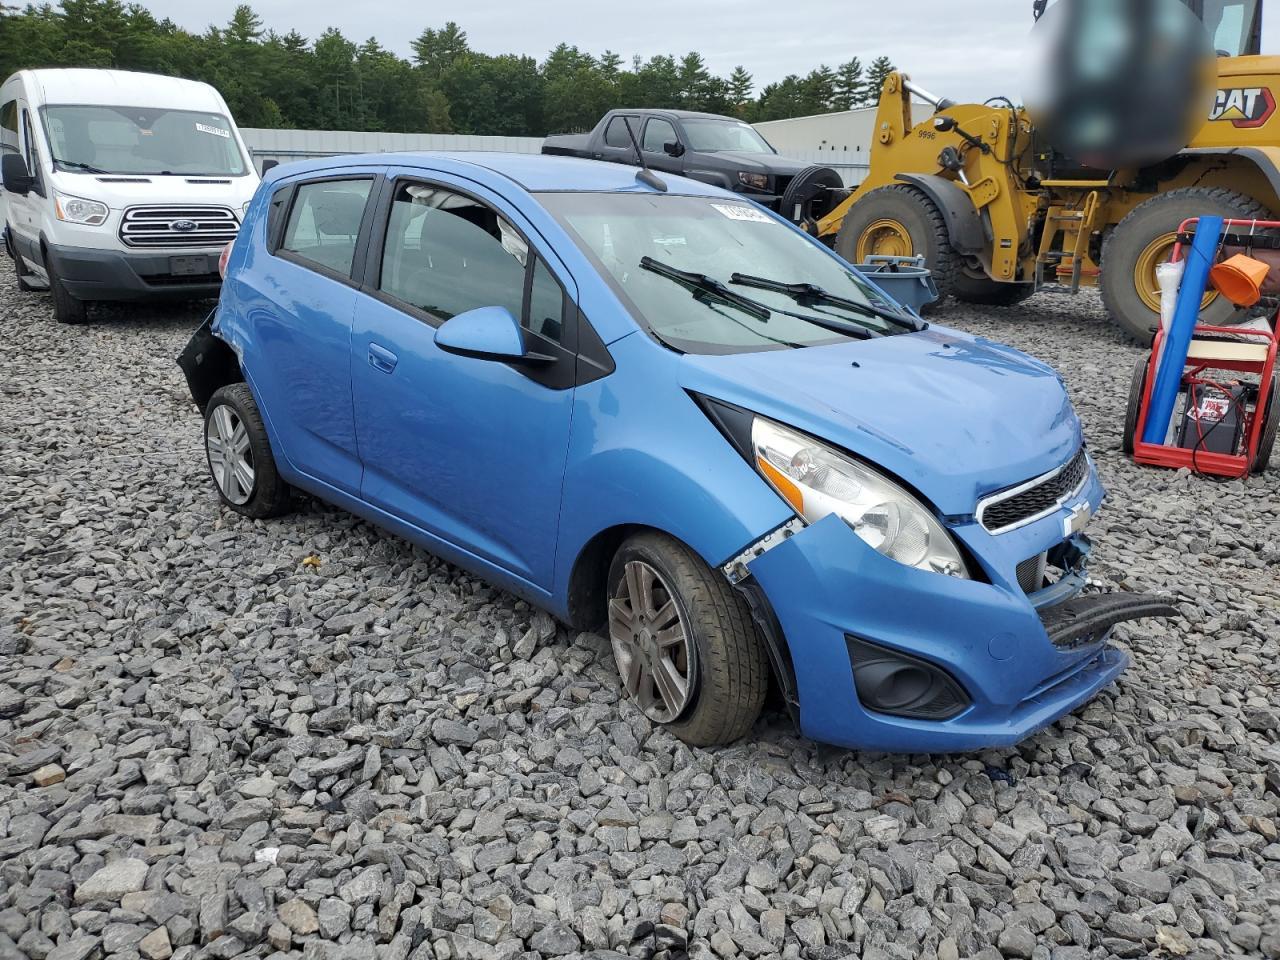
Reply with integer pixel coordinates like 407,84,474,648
40,105,248,176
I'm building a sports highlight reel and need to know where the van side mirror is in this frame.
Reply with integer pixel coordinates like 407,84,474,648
260,159,279,174
663,141,686,158
2,154,34,195
435,306,552,365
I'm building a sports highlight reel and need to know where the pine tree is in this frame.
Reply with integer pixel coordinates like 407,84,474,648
864,56,895,103
411,21,468,80
728,65,753,110
834,58,864,110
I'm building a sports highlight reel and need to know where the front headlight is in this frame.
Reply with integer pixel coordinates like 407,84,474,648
54,192,109,226
738,171,769,190
241,200,252,217
752,418,970,578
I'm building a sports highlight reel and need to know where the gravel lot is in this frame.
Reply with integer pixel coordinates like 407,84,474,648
2,257,1278,960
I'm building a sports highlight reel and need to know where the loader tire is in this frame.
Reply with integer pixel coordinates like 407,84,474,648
1100,187,1271,345
835,185,957,311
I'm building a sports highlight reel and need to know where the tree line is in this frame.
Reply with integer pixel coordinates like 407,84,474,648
0,1,899,135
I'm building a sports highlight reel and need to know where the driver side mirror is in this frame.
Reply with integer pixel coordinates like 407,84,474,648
260,159,279,175
434,305,552,365
2,154,34,195
663,141,686,158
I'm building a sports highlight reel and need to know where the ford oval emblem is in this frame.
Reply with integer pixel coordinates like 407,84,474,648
171,219,198,233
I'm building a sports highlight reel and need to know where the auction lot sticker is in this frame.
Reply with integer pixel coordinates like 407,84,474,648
196,122,232,138
711,203,772,223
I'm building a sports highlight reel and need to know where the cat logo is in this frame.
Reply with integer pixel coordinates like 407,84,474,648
1209,87,1277,128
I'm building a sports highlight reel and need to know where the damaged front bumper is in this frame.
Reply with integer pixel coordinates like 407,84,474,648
728,499,1173,753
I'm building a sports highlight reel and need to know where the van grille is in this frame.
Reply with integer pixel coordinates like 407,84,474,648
977,448,1090,534
119,205,239,248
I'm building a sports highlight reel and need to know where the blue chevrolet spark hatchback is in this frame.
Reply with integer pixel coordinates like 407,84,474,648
179,152,1172,751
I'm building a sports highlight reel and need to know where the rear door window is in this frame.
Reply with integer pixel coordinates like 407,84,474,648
604,116,640,149
280,178,373,277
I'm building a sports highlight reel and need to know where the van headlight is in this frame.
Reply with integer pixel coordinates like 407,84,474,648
752,418,970,578
54,192,109,226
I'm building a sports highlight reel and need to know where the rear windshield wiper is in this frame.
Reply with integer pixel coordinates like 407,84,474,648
730,272,926,332
52,157,111,174
640,257,772,321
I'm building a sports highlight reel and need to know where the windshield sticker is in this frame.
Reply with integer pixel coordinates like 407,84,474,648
195,122,231,139
711,203,772,223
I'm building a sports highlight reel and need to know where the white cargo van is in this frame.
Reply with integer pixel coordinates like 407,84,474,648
1,69,259,323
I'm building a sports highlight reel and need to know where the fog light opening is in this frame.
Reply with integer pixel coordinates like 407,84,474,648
847,637,970,721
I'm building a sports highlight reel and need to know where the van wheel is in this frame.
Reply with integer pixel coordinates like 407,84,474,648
606,532,769,746
47,259,87,324
204,383,292,519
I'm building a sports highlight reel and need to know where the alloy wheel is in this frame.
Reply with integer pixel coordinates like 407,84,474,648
608,560,695,723
207,404,255,506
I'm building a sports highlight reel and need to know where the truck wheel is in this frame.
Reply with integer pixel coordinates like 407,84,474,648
779,165,846,233
1122,357,1150,456
204,383,292,519
1100,187,1271,345
835,185,958,309
46,258,87,324
606,532,769,747
1253,373,1279,474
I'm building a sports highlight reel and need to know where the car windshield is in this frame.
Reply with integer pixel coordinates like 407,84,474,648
40,105,248,176
680,118,775,154
539,192,910,355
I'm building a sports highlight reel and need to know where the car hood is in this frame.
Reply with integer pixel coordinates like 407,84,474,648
712,151,813,175
679,327,1084,516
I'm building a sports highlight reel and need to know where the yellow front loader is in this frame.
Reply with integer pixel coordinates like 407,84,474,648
817,0,1280,342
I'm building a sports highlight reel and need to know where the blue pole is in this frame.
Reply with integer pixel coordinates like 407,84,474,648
1141,215,1222,446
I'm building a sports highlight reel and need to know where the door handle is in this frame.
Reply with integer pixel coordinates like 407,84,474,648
368,343,398,373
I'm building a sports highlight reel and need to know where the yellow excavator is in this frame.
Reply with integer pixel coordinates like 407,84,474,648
810,0,1278,341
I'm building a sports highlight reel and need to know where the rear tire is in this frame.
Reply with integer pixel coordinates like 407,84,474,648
1253,373,1279,474
1100,187,1271,345
606,532,769,746
835,184,957,312
47,257,87,324
1122,357,1150,456
203,383,292,519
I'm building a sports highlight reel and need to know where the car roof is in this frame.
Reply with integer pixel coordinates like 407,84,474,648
15,69,228,112
271,151,735,198
610,109,751,122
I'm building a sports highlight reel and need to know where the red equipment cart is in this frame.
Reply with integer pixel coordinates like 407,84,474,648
1123,217,1280,478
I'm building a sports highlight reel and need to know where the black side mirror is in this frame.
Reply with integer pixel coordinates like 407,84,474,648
933,116,957,133
2,154,34,195
663,141,686,158
260,159,279,174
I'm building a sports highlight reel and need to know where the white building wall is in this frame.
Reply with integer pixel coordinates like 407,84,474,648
240,128,544,172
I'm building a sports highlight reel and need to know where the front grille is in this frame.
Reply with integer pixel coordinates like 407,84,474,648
978,448,1090,533
1016,552,1048,593
140,272,221,287
119,205,239,248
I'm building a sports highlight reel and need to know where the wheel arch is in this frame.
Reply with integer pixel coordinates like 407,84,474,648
563,520,800,728
1177,147,1280,211
177,316,245,414
894,173,986,255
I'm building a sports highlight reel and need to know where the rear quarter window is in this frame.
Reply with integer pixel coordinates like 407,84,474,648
279,179,372,277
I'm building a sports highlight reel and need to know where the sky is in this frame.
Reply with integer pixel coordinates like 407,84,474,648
142,0,1280,106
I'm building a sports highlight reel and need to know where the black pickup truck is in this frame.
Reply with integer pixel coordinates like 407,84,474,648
542,109,845,229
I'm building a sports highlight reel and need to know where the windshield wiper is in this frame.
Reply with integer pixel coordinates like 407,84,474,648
52,157,110,174
640,257,772,321
641,257,878,341
730,273,926,332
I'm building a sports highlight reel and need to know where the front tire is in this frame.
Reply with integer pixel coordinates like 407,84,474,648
204,383,292,519
47,257,87,324
835,184,959,311
1100,187,1271,344
606,532,769,746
